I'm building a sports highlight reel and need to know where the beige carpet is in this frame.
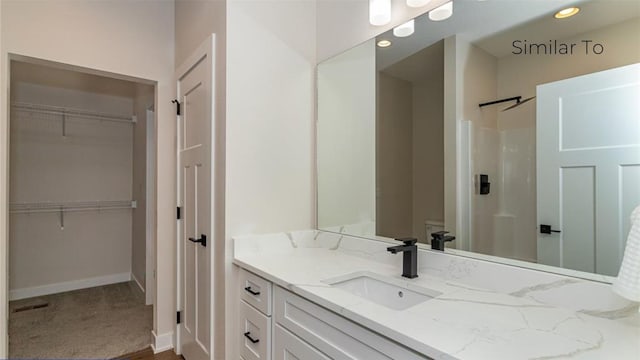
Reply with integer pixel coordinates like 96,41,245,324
9,281,153,359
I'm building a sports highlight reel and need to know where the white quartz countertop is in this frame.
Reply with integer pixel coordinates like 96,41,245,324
233,231,640,360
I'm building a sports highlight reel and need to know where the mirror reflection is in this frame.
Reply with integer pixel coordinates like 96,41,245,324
317,0,640,277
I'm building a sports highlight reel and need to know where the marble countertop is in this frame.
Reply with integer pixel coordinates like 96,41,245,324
233,230,640,360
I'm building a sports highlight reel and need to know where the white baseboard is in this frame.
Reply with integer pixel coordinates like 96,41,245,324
131,272,145,294
9,272,132,301
151,330,174,353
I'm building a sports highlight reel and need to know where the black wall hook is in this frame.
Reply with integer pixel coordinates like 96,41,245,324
171,99,181,115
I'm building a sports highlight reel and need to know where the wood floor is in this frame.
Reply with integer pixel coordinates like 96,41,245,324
115,347,183,360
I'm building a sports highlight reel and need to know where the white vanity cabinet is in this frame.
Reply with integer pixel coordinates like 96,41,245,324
237,267,431,360
238,269,273,360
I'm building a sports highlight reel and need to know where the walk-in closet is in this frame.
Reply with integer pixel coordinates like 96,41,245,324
8,59,156,358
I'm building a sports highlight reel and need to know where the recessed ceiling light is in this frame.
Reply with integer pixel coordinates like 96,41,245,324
377,40,392,48
554,7,580,19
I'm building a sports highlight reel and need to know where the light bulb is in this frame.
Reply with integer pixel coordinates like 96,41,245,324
393,20,415,37
370,0,391,26
429,1,453,21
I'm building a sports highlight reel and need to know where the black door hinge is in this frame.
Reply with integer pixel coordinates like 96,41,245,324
171,99,181,115
177,206,182,220
177,311,181,324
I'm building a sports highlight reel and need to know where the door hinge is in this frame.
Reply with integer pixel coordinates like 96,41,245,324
177,311,182,324
177,206,182,220
171,99,181,115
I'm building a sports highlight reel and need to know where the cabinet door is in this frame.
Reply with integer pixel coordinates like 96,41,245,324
273,324,330,360
239,300,271,360
274,286,430,360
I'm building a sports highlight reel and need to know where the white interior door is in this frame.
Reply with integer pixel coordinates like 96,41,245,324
537,63,640,276
177,36,215,360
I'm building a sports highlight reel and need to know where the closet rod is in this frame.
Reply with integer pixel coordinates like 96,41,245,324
9,200,137,214
10,206,134,214
11,102,135,124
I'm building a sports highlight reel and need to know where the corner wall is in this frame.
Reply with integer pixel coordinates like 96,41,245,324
225,1,316,359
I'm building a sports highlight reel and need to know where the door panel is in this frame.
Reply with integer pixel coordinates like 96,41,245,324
178,37,214,360
561,167,595,273
537,63,640,276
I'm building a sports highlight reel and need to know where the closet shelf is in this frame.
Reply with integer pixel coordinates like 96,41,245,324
11,102,135,125
9,200,137,214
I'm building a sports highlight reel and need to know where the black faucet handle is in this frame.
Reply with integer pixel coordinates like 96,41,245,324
431,231,449,240
395,237,417,246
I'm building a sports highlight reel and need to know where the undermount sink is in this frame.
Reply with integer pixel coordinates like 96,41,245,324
322,272,441,311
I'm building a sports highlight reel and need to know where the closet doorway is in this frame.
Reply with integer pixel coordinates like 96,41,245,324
7,58,157,358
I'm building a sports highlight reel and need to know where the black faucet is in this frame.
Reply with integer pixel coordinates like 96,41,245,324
431,231,455,251
386,238,418,278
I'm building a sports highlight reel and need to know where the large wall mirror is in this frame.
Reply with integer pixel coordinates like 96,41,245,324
317,0,640,280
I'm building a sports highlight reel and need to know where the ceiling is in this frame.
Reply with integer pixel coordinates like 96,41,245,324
376,0,639,70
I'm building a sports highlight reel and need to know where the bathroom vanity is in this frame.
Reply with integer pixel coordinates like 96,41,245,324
234,231,639,360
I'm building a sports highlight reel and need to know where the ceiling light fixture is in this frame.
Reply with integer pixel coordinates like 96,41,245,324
370,0,391,26
377,40,392,48
429,1,453,21
554,7,580,19
393,19,415,37
406,0,432,8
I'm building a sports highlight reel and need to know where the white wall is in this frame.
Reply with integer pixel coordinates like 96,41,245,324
225,1,316,359
9,80,134,299
0,1,175,355
318,40,376,229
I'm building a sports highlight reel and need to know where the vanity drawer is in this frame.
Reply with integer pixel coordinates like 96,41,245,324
274,286,429,360
273,324,330,360
239,300,272,360
239,268,272,315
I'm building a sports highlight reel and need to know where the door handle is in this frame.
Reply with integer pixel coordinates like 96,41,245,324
540,224,561,234
188,234,207,247
243,331,259,344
